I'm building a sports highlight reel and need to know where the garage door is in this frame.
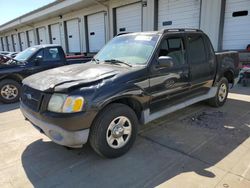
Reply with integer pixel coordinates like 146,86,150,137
158,0,201,30
223,0,250,50
7,36,13,52
3,37,8,51
50,23,61,45
66,19,81,53
38,27,47,45
19,32,28,51
0,37,3,51
116,3,142,34
87,12,106,52
27,30,35,47
12,34,20,52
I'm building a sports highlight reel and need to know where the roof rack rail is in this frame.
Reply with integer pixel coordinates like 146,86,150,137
162,28,203,33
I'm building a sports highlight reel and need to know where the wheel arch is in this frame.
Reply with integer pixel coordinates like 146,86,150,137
0,74,23,84
223,69,234,84
98,96,145,123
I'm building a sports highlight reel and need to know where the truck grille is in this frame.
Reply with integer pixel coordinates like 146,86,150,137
21,85,43,112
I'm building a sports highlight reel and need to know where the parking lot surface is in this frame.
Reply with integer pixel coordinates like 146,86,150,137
0,85,250,188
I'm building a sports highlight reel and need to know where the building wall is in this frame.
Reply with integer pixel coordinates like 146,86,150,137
0,0,230,53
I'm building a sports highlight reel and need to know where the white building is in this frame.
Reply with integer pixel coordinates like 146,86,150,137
0,0,249,54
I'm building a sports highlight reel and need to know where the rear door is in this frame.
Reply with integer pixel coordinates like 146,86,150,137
187,33,215,94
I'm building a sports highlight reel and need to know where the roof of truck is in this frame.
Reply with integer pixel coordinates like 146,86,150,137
30,44,62,48
117,28,204,37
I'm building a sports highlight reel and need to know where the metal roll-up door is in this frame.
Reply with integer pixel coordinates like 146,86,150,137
0,37,3,51
158,0,201,30
27,30,35,47
66,19,81,53
223,0,250,50
38,27,47,45
19,32,28,51
3,37,9,51
87,12,106,52
12,34,20,52
50,23,61,45
7,36,13,52
116,3,142,35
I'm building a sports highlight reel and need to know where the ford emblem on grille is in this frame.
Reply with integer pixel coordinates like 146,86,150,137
26,94,32,100
24,93,38,102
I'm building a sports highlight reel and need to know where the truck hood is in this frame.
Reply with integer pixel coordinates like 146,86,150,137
23,62,130,92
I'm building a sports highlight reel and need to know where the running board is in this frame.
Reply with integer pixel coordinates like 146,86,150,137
141,87,218,124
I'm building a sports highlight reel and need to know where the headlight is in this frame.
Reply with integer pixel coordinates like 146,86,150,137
48,94,85,113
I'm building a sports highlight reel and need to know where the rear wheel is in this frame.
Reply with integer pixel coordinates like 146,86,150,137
0,79,21,103
208,77,229,107
89,103,138,158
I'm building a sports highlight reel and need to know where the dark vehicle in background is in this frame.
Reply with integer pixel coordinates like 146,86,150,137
0,54,12,64
0,52,18,65
0,44,90,103
21,29,240,158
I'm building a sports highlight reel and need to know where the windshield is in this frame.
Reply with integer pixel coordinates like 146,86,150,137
14,47,39,62
95,34,159,66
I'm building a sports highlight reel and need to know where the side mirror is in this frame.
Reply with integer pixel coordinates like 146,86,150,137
34,55,43,65
158,56,174,68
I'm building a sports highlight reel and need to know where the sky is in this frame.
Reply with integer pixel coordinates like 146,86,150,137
0,0,55,25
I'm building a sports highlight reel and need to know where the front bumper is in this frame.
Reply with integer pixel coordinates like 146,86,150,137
20,103,89,148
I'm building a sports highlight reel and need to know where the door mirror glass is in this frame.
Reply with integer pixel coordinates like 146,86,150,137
158,56,174,68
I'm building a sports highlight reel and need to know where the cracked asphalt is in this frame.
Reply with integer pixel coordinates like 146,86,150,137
0,85,250,188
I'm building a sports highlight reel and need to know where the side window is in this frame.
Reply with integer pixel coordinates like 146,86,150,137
158,37,186,66
43,48,60,61
188,35,206,64
35,49,44,58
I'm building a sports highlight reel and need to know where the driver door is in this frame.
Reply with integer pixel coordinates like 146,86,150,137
25,47,64,75
148,34,191,113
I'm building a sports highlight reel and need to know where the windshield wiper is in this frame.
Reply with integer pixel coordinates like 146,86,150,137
91,58,100,64
104,59,132,67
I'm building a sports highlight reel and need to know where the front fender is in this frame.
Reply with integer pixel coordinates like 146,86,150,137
93,83,150,111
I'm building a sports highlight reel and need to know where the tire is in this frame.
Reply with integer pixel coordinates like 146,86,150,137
89,103,138,158
208,77,229,107
0,79,21,104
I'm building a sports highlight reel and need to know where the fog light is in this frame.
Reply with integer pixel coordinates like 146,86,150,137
49,130,63,141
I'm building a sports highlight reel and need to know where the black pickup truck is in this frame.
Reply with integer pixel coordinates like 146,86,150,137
0,45,90,103
20,29,240,158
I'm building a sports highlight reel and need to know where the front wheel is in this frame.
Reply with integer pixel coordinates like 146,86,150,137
89,103,138,158
0,79,21,104
208,77,229,107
